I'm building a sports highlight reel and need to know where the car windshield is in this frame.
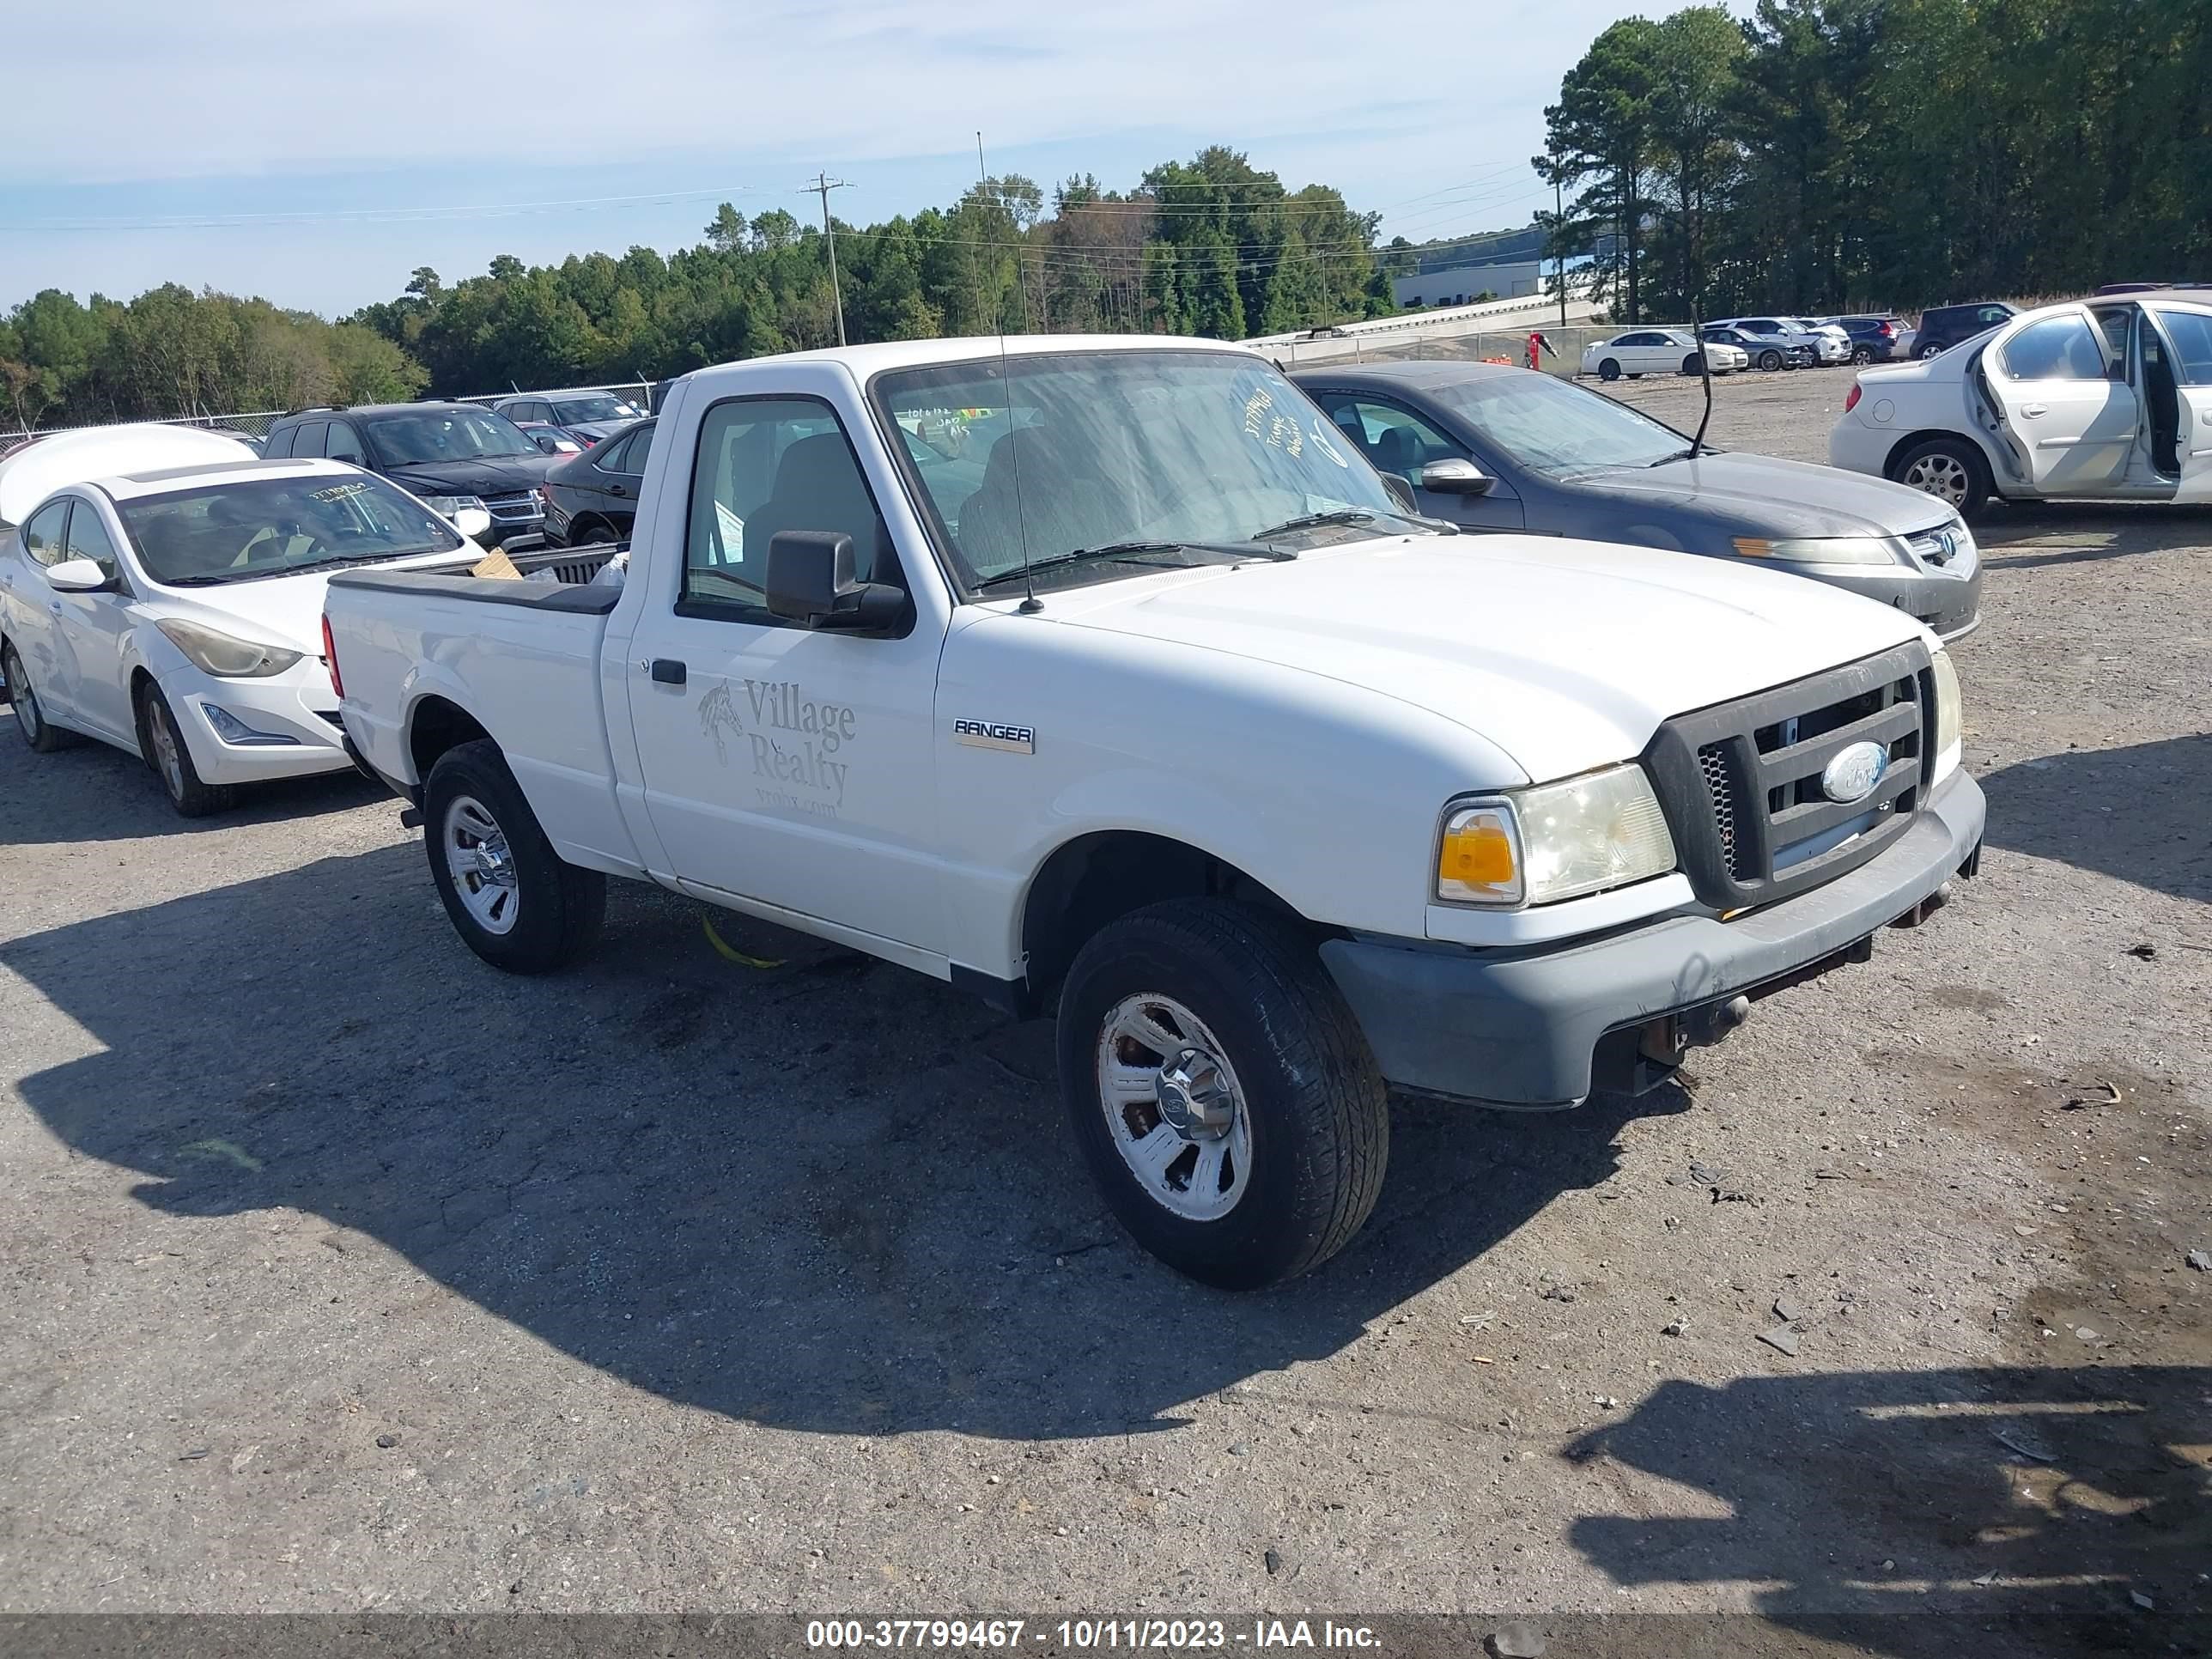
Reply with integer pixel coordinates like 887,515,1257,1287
364,410,540,465
551,395,641,424
118,473,465,585
1428,373,1691,474
873,349,1421,594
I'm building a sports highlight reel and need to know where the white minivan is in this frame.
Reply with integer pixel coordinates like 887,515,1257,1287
2,445,485,815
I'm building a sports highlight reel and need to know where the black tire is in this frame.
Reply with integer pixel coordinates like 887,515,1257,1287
136,682,236,817
4,643,70,754
1759,349,1784,372
1890,435,1992,520
422,738,605,974
568,515,611,546
1055,898,1389,1290
1681,354,1702,376
1597,358,1621,381
1917,342,1943,360
1850,344,1875,364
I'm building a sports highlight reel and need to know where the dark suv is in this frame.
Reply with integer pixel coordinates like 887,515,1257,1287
261,403,558,547
1828,315,1904,363
1910,301,2016,360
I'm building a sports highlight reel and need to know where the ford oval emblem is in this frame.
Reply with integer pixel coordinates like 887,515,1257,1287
1821,740,1889,804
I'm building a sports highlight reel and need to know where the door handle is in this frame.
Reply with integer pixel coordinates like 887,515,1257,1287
648,659,686,686
608,483,627,497
2020,404,2048,418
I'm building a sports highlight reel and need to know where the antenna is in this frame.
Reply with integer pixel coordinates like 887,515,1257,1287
1690,306,1715,460
979,130,1040,613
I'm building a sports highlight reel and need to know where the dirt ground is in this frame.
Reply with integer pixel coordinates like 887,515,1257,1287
1,366,2207,1656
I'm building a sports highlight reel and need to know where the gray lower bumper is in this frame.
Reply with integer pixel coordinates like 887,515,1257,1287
1773,557,1983,641
1320,769,1986,1108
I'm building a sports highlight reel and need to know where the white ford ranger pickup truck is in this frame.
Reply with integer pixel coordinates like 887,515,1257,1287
323,335,1984,1288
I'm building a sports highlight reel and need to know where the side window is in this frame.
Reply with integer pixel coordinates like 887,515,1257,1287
2000,314,2109,381
1338,398,1467,485
2152,310,2212,386
623,421,653,475
1979,307,2012,327
262,424,297,459
289,420,330,458
21,499,70,567
524,401,551,423
62,499,123,577
592,431,634,473
325,421,366,463
682,398,892,620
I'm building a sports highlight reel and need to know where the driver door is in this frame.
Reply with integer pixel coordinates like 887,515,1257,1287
2146,306,2212,502
1977,307,2138,492
47,498,140,744
1310,393,1524,531
4,499,75,720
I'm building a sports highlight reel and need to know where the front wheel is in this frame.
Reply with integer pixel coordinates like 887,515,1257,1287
1681,354,1703,376
1597,358,1621,381
1056,899,1389,1290
1892,436,1991,520
137,683,235,817
4,644,70,754
422,738,605,973
1758,349,1784,372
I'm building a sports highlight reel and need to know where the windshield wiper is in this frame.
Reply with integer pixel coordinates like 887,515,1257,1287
973,540,1280,592
1247,506,1445,542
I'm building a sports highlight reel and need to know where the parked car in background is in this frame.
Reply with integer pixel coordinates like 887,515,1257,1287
262,404,558,547
1824,316,1904,364
1295,361,1980,638
1,453,484,814
325,334,1982,1290
1713,316,1848,367
1699,325,1810,372
541,418,653,547
491,390,647,448
1580,329,1747,380
1909,301,2016,359
1831,290,2212,517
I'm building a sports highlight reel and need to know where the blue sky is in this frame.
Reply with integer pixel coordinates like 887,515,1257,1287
3,1,1685,319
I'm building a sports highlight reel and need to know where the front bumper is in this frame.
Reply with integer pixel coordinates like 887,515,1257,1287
1771,551,1983,641
1319,769,1985,1108
162,665,357,785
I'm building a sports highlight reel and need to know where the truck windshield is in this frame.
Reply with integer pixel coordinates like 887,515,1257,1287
1427,373,1692,475
118,474,465,586
873,349,1416,594
364,410,542,465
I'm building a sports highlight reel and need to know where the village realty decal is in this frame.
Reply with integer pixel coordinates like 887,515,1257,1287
698,678,857,809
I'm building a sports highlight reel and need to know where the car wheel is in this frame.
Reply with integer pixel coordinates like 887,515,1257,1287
422,738,606,974
136,683,236,817
1850,345,1875,364
1892,437,1991,520
1917,343,1944,360
1055,898,1389,1290
1758,349,1784,372
1598,358,1621,381
1681,354,1702,376
4,643,70,754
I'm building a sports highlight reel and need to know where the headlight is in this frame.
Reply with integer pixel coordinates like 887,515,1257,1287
1732,535,1900,565
1437,763,1678,908
1929,647,1962,782
155,618,303,678
421,494,485,519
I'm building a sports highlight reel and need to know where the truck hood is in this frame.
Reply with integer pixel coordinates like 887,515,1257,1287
379,454,556,497
140,549,474,655
1045,534,1927,782
1567,451,1956,540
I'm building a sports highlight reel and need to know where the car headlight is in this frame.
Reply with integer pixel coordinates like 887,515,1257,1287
1437,763,1678,908
154,617,304,678
1732,535,1901,565
1929,647,1962,782
421,494,486,519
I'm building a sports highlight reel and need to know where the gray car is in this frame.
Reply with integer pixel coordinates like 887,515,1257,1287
1292,361,1981,639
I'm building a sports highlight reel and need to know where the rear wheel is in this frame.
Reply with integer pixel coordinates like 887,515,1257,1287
422,738,605,973
1850,344,1875,364
4,644,69,754
1917,342,1943,360
137,683,235,817
1893,436,1991,520
1598,358,1621,381
1758,348,1784,372
1056,899,1389,1290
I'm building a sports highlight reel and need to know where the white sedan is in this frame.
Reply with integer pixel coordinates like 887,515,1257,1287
1581,329,1747,381
1,448,484,815
1830,290,2212,517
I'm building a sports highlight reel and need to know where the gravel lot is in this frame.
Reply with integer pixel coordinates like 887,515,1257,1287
3,366,2207,1655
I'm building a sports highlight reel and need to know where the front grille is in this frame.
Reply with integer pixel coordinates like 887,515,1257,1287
482,490,543,524
1905,527,1960,566
1644,641,1930,910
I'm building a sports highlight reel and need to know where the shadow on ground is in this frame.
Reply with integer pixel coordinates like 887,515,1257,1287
1565,1362,2211,1653
1,817,1692,1442
1972,500,2212,569
1979,733,2212,905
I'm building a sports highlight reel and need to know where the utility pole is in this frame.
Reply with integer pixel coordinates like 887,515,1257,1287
807,171,854,345
1554,174,1568,330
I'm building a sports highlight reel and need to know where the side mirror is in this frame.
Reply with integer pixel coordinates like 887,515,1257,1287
45,556,110,592
1378,473,1418,514
532,433,562,454
1420,459,1494,496
453,506,494,541
766,531,903,630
